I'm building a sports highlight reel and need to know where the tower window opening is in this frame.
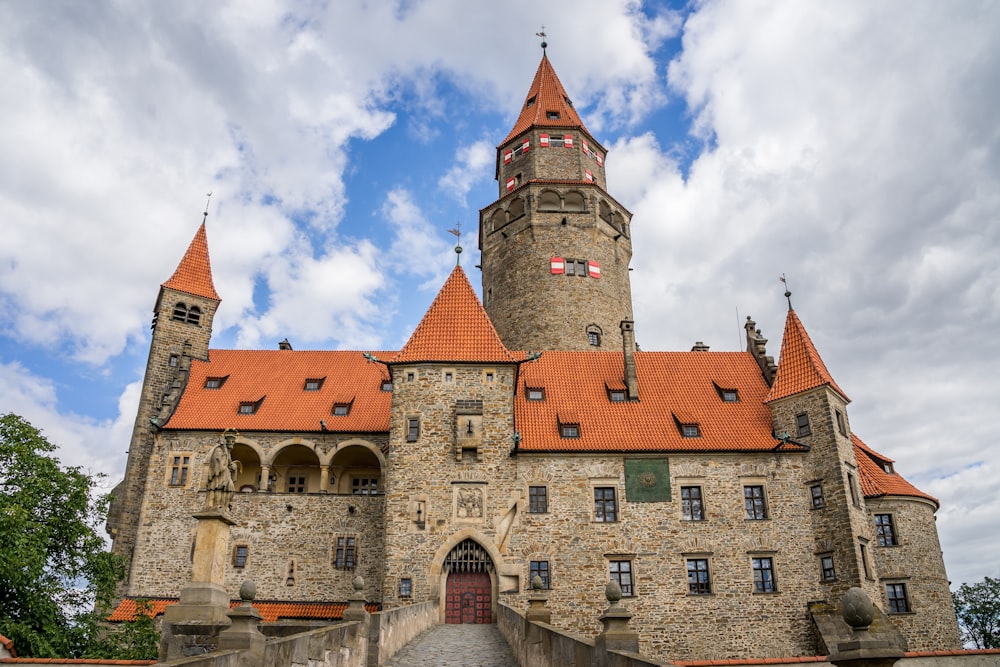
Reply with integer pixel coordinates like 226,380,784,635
587,324,602,347
525,95,536,108
186,306,201,325
172,303,188,322
546,111,560,120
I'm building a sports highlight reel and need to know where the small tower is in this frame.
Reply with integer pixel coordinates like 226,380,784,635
479,47,634,352
107,220,221,585
766,306,879,603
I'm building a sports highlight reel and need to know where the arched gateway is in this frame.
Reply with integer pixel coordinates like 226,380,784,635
443,539,494,624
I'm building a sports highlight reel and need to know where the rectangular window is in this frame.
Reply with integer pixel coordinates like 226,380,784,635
406,372,415,382
847,472,860,506
687,559,711,595
399,578,412,598
681,486,704,521
875,514,898,546
239,402,257,415
609,560,633,596
169,455,191,486
233,544,249,568
796,413,811,436
681,424,701,438
205,377,224,389
752,557,777,593
608,389,625,402
335,536,356,570
810,484,825,509
721,389,738,402
744,485,768,519
528,486,548,513
333,403,350,416
530,560,551,589
820,555,836,581
407,418,420,442
835,410,847,435
381,381,393,391
304,378,324,391
594,487,617,522
860,541,871,579
287,476,306,493
169,354,179,367
886,583,910,613
444,372,453,382
527,388,545,401
560,423,580,438
352,478,378,495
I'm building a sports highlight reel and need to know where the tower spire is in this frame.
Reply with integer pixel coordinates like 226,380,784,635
162,217,221,302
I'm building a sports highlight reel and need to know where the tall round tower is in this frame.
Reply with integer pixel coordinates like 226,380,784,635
478,50,634,352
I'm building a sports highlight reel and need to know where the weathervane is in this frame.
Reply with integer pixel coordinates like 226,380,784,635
448,223,463,266
203,191,213,223
536,27,547,53
779,273,793,310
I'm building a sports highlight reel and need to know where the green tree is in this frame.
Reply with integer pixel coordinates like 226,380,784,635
953,577,1000,649
0,413,156,659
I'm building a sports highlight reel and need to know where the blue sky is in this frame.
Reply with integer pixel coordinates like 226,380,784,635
1,1,998,589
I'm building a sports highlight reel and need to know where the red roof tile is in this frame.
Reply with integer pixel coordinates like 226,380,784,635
164,350,393,432
161,222,220,301
516,351,801,453
766,310,849,403
389,266,517,364
108,598,378,623
502,54,590,145
853,434,937,506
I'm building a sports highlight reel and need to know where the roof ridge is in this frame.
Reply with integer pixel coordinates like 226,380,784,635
161,222,221,301
502,54,589,145
766,309,848,402
388,266,517,364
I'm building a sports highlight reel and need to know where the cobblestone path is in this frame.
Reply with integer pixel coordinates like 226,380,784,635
384,623,518,666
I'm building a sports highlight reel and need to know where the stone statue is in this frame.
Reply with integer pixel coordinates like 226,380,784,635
205,431,239,510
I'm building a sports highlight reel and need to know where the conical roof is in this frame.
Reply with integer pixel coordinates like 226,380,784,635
161,222,220,301
766,309,849,402
389,266,517,364
502,54,589,144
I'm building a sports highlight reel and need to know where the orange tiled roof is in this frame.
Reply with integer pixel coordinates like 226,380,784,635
0,634,14,658
766,309,848,403
853,434,937,506
502,54,590,144
108,598,378,623
161,222,220,301
516,351,801,453
388,266,517,364
164,350,393,432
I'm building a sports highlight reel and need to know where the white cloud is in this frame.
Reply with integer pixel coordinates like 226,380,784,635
438,140,494,205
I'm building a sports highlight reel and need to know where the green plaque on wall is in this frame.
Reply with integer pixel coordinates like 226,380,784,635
624,458,671,502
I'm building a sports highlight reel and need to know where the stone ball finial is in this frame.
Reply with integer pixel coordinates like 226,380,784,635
239,580,257,602
605,580,623,603
353,575,365,593
531,575,544,591
842,587,875,630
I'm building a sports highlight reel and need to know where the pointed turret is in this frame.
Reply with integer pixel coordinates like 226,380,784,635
161,222,221,301
766,309,848,403
389,266,516,364
502,54,588,144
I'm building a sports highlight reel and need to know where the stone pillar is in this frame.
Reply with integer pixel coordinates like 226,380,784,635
594,580,639,667
319,465,331,493
259,464,271,491
218,580,265,662
828,588,904,667
343,576,370,623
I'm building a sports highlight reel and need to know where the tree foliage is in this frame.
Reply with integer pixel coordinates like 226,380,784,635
0,413,157,659
953,577,1000,649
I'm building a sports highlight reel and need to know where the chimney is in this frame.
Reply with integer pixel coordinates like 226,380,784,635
620,320,639,401
278,338,293,351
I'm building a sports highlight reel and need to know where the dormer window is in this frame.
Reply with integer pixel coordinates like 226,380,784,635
304,378,325,391
546,111,560,120
608,389,626,403
560,423,580,438
204,376,227,389
332,403,351,416
681,424,701,438
238,400,261,415
526,95,536,108
526,388,545,401
381,381,393,392
721,390,738,402
883,462,894,474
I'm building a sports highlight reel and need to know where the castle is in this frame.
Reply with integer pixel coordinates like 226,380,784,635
106,51,961,661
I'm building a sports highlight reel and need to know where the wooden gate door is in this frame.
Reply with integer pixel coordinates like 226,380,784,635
445,572,491,624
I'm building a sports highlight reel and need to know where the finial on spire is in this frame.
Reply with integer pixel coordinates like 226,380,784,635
536,27,547,53
448,223,463,266
203,191,213,223
779,274,793,310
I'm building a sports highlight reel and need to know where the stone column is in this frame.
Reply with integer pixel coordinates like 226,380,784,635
319,465,331,493
594,580,639,667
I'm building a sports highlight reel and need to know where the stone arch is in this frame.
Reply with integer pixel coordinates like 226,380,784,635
327,440,385,495
598,199,612,223
611,211,626,234
429,528,513,623
490,208,505,231
268,442,322,493
538,189,561,211
507,197,525,220
231,436,265,491
564,190,585,211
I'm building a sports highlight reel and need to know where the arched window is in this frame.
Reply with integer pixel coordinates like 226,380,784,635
587,324,603,347
564,191,585,212
490,209,506,232
611,212,626,235
186,306,201,325
508,197,525,221
538,190,561,211
598,200,612,223
172,303,188,322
